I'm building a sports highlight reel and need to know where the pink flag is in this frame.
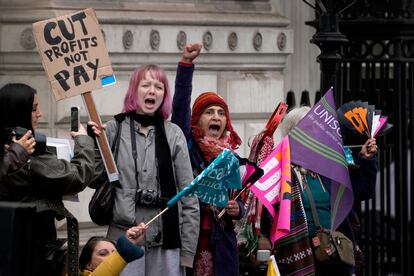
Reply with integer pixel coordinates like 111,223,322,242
249,136,291,245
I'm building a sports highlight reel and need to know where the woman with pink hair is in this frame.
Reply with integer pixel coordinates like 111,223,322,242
89,64,200,276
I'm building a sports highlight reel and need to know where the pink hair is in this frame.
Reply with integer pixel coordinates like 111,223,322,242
123,64,171,119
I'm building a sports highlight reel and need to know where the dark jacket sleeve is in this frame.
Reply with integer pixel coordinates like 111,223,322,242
0,143,29,180
350,153,377,202
171,62,195,141
29,135,95,196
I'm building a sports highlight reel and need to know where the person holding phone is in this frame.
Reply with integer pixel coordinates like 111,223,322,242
0,83,96,275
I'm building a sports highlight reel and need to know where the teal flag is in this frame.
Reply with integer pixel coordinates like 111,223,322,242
167,149,242,208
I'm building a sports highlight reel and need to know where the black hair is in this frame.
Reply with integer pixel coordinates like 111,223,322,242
79,236,116,271
0,83,37,133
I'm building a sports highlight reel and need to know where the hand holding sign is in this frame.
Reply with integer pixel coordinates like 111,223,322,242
33,8,118,181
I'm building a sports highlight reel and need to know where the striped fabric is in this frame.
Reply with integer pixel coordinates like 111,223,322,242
273,170,315,276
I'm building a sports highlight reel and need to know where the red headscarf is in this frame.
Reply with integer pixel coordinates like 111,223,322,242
191,92,241,150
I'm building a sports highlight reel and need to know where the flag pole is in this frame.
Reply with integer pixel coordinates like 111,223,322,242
345,144,364,148
145,207,169,227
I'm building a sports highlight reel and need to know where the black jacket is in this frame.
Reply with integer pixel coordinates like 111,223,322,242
0,135,95,275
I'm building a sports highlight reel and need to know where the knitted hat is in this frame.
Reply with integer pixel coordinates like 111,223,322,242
191,92,241,149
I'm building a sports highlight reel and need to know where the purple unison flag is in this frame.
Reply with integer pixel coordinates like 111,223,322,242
289,87,353,230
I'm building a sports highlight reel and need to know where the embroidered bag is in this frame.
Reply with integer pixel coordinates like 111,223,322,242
304,182,355,266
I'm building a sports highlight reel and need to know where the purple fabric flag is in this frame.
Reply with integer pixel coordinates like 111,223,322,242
288,87,353,230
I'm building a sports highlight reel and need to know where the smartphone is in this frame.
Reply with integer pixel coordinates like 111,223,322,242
70,106,80,132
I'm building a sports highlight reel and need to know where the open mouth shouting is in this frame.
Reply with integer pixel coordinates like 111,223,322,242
208,123,223,137
144,98,156,108
139,97,160,114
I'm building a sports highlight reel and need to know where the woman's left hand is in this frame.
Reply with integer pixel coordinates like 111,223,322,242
225,200,240,217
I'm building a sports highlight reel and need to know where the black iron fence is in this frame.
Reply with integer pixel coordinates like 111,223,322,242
300,1,413,274
338,42,412,276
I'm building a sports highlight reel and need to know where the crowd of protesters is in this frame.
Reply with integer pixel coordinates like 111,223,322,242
0,42,378,276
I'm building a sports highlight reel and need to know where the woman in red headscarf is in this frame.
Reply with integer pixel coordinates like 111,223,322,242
171,44,244,276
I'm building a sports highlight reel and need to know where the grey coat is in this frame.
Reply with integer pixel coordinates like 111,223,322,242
93,116,200,268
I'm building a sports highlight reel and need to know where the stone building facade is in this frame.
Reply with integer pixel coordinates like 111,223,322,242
0,0,319,238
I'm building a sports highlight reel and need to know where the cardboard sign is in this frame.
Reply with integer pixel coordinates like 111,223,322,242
33,8,114,101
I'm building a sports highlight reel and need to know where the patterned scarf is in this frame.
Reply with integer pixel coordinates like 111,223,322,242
236,130,274,257
192,125,233,161
273,168,315,276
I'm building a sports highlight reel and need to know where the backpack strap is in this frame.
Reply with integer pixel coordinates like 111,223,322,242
110,112,127,161
129,117,140,188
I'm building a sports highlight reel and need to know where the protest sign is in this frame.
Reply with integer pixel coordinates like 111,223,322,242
33,8,118,181
32,8,114,101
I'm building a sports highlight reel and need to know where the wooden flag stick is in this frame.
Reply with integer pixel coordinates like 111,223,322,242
145,207,169,227
346,145,364,148
82,91,118,181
